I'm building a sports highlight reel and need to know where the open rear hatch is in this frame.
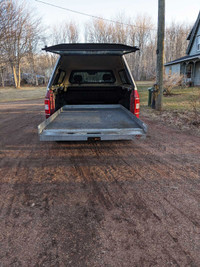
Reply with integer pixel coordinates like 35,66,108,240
38,104,147,141
42,43,139,55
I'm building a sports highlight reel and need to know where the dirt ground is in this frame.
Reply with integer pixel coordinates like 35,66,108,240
0,99,200,267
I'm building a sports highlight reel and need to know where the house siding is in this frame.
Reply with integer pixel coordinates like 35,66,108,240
194,61,200,85
165,64,181,75
165,66,170,75
189,25,200,56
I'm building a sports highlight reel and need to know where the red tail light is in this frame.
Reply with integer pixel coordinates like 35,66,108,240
44,91,55,119
130,90,140,118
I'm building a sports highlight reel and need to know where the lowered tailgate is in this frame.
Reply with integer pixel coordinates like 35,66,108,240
38,104,147,141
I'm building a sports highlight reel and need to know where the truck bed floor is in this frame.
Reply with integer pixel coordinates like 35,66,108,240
38,104,147,141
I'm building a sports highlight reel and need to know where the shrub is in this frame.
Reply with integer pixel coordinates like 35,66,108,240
163,73,183,95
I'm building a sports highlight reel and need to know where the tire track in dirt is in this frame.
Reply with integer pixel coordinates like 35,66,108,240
68,144,115,210
114,142,200,228
92,140,200,266
1,99,200,266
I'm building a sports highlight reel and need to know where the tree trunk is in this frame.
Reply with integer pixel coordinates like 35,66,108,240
35,74,38,86
44,76,48,84
13,65,18,88
1,69,5,87
18,63,21,88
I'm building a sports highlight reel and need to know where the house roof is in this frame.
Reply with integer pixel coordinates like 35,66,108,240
186,11,200,55
164,53,200,66
187,26,194,41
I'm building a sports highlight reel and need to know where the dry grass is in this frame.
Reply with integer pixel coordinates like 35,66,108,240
135,81,154,87
0,86,46,102
137,82,200,133
137,82,200,111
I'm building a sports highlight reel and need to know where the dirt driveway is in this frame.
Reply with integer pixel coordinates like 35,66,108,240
0,99,200,266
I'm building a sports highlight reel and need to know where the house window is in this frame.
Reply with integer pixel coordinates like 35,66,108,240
197,36,200,51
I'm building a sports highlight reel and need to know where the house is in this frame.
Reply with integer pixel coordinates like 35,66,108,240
165,11,200,86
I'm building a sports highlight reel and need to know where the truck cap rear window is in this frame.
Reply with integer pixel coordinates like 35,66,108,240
69,70,116,84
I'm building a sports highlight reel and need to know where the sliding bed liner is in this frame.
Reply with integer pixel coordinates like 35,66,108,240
38,104,147,141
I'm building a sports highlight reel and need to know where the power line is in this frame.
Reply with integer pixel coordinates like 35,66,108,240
35,0,157,31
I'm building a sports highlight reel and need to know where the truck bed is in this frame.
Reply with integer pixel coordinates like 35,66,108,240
38,104,147,141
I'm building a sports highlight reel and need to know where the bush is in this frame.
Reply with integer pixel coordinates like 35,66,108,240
163,73,183,95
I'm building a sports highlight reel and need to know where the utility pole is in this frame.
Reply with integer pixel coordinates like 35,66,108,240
155,0,165,110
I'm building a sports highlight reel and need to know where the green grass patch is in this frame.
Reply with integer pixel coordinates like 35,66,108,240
0,86,46,102
136,82,200,112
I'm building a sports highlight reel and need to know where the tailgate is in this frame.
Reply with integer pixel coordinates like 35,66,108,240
38,104,147,141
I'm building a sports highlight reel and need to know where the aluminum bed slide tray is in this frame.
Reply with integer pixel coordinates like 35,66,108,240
38,104,147,141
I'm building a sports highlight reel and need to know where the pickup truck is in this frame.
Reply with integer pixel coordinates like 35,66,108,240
38,43,147,141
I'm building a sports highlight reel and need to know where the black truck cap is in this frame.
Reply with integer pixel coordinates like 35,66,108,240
42,43,139,55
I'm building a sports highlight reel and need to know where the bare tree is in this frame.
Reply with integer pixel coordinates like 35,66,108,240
85,14,130,44
51,21,80,44
0,5,193,86
1,0,41,88
128,15,156,80
165,22,191,63
22,52,57,85
85,18,113,43
65,22,80,43
0,0,14,86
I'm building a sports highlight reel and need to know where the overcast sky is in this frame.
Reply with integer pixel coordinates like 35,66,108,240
30,0,199,27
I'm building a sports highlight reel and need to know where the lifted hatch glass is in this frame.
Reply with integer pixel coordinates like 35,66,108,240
69,71,116,84
119,70,130,84
53,69,66,85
